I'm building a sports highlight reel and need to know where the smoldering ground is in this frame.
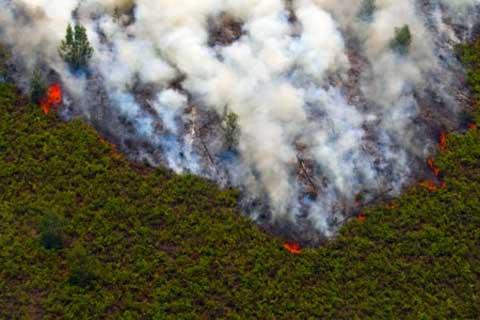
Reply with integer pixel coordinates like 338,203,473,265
1,0,479,245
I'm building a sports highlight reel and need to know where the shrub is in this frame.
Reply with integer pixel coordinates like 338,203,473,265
67,245,97,288
38,213,64,250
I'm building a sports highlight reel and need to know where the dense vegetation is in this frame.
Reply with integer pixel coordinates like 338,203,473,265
0,41,479,319
59,24,94,71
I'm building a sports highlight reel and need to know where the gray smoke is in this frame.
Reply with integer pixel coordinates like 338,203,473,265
0,0,479,243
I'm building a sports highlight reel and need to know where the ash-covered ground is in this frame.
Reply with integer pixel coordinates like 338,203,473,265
1,0,480,245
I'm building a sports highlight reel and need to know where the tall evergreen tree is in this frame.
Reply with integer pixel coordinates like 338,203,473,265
390,25,412,55
30,66,47,104
59,23,94,71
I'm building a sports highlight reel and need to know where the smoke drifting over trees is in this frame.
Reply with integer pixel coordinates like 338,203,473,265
0,0,479,243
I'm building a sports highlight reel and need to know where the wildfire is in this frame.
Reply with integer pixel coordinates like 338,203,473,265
111,143,121,159
100,137,121,159
40,83,63,114
283,242,302,254
387,203,398,210
357,213,365,222
427,158,440,177
439,132,447,151
468,123,477,130
419,181,438,192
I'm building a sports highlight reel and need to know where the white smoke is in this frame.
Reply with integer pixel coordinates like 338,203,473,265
0,0,477,241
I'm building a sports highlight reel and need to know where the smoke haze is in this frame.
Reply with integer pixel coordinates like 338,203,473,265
1,0,479,243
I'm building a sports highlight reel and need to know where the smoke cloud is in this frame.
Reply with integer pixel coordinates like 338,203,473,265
0,0,478,243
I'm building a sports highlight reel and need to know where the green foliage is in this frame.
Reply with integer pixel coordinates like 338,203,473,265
38,212,64,250
457,39,480,107
0,38,479,318
59,24,94,71
0,44,10,81
223,112,240,150
358,0,376,22
390,25,412,55
67,245,97,288
30,67,47,104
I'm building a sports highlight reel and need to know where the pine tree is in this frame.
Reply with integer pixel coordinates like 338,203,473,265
224,112,240,151
59,23,94,71
30,67,47,104
390,25,412,55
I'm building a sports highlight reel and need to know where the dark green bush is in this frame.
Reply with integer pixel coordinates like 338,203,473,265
391,25,412,55
67,245,97,288
38,212,64,250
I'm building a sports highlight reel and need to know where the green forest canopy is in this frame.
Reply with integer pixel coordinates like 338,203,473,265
0,40,479,318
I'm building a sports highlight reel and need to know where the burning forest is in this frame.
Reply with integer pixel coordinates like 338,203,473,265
1,0,480,246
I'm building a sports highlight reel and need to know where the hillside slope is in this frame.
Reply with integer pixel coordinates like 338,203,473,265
1,46,480,318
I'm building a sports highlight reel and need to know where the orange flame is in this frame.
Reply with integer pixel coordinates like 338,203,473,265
427,158,440,178
357,213,365,222
439,132,447,151
111,143,121,159
387,203,398,210
283,242,302,254
41,84,62,114
419,181,438,192
468,123,477,130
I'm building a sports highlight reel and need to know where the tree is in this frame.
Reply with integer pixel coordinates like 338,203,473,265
390,25,412,55
0,44,9,81
30,67,47,104
59,23,94,71
358,0,376,22
223,112,240,151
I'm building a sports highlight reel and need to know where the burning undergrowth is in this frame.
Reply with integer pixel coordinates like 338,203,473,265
1,0,480,246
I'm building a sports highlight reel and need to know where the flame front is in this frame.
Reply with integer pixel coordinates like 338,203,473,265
439,132,447,151
427,158,440,177
284,242,302,254
419,181,438,191
357,213,365,222
41,84,63,114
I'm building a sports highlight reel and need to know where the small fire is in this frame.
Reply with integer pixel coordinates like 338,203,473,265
357,213,365,222
111,143,121,159
283,242,302,254
40,83,62,114
468,123,477,130
439,132,447,151
419,181,438,192
100,137,121,159
427,158,440,177
387,203,398,210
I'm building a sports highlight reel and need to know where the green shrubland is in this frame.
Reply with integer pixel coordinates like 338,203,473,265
0,39,479,318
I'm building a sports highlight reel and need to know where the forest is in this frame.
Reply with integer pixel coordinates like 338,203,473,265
0,35,479,319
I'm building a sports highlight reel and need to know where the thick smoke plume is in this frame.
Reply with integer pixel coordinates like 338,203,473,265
1,0,479,244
